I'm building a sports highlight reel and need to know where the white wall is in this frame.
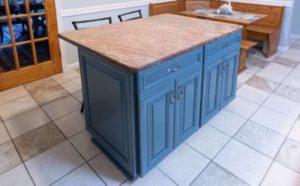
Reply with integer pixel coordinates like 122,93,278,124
60,0,141,9
291,0,300,36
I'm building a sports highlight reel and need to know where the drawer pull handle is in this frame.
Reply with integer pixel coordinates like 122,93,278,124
172,65,181,72
167,65,181,73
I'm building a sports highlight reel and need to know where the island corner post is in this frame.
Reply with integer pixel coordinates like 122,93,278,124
60,14,242,178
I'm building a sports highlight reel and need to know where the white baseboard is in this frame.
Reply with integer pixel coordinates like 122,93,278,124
60,0,175,17
278,46,289,52
64,62,80,71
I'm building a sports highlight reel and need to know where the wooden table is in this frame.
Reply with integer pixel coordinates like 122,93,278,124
181,9,266,72
181,9,266,39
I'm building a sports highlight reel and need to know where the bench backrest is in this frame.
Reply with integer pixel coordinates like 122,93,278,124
210,1,284,28
150,1,186,16
185,0,210,11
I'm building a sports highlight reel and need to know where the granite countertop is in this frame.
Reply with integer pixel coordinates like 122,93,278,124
60,14,242,72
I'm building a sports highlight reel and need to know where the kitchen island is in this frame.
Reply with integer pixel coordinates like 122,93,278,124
60,14,242,179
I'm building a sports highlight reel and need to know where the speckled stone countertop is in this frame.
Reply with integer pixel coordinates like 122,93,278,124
60,14,242,72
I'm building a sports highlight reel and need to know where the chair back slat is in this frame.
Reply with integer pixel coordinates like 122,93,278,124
118,10,142,22
72,17,112,30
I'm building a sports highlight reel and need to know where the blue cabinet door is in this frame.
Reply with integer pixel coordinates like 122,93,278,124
220,49,240,108
201,57,223,124
175,68,202,146
79,50,138,178
139,83,175,176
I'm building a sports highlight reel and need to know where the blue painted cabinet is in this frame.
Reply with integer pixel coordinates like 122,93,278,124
139,52,203,175
220,48,240,108
201,44,240,125
139,83,175,175
78,31,241,179
201,56,223,124
174,69,202,146
79,50,138,178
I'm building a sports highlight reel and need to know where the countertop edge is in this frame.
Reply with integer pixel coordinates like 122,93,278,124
59,28,242,73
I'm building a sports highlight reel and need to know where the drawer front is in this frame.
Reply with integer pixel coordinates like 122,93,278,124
138,47,204,94
205,31,241,58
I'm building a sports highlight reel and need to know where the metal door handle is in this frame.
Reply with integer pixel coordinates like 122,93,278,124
177,86,184,100
167,65,181,73
170,90,176,104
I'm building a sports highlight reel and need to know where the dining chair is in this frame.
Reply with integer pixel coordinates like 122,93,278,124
72,16,112,113
72,17,112,30
118,10,142,22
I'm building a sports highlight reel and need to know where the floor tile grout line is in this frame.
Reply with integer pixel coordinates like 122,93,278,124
208,120,284,160
0,86,32,107
254,57,300,185
156,167,180,186
258,116,300,185
0,89,36,185
28,73,109,185
38,97,81,121
187,103,261,186
229,84,299,121
119,177,129,186
166,58,299,185
26,90,107,186
23,86,71,107
202,79,278,186
52,108,82,125
84,157,108,186
42,107,108,186
1,109,80,150
48,162,86,186
51,69,121,185
187,128,249,186
186,59,282,186
23,74,81,109
2,104,82,143
0,114,37,186
50,71,84,103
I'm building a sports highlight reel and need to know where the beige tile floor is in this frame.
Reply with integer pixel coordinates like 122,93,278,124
0,38,300,186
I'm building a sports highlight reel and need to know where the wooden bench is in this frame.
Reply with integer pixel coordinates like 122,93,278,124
150,0,212,16
240,40,257,72
149,1,186,16
210,1,284,58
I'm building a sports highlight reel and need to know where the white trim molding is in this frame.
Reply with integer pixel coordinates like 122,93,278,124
60,0,175,18
278,46,289,52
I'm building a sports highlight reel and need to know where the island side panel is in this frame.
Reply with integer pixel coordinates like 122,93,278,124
78,49,138,178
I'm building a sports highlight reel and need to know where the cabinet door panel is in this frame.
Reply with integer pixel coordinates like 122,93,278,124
175,69,202,146
81,52,137,178
139,84,175,175
201,58,223,124
221,50,239,108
